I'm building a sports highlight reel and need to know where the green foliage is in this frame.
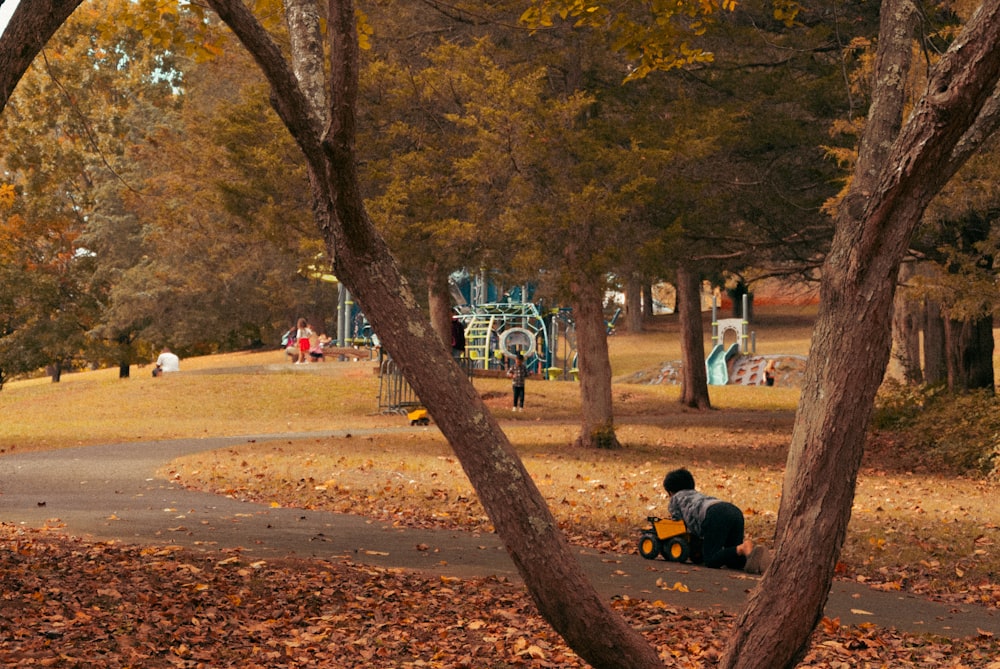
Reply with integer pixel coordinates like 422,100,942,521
871,378,940,430
873,379,1000,477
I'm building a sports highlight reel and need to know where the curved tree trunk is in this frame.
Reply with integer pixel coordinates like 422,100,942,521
204,1,653,666
572,281,620,449
722,0,1000,665
0,1,84,116
677,266,710,409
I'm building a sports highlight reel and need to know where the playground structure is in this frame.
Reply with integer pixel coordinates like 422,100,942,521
451,271,583,380
317,266,782,392
706,293,783,386
456,302,582,380
706,293,753,385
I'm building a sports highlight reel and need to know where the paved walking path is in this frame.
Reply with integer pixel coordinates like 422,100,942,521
2,433,997,639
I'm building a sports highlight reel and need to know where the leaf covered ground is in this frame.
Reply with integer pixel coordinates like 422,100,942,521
2,524,998,668
4,312,1000,667
163,422,1000,614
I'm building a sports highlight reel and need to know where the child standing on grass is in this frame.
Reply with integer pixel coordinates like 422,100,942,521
664,467,770,574
295,317,313,364
507,353,527,411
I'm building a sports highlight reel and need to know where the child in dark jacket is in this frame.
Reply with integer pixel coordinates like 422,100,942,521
664,468,769,573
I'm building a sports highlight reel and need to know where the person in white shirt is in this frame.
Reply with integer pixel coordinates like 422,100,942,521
153,347,180,376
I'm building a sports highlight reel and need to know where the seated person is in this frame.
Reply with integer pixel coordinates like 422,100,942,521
309,334,332,362
152,347,180,377
664,467,769,574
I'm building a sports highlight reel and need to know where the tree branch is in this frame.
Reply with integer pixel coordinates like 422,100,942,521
204,0,325,176
0,0,84,114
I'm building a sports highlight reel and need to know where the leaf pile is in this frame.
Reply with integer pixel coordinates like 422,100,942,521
3,524,998,668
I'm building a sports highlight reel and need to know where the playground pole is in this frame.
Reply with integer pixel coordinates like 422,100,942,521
711,295,719,347
346,292,355,344
741,293,749,354
336,284,347,347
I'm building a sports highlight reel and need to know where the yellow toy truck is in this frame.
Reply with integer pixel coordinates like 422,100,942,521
407,408,430,426
638,516,695,563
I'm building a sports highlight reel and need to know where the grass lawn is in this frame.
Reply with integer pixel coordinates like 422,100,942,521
2,306,998,609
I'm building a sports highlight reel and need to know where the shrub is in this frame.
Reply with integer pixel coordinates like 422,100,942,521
871,378,939,430
873,380,1000,477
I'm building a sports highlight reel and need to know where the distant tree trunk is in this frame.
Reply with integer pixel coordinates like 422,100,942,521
723,1,1000,665
924,299,948,385
572,280,620,449
942,212,995,393
625,277,643,333
892,262,922,383
642,283,654,319
677,266,711,409
427,270,453,349
727,280,752,319
945,314,995,392
117,333,132,379
50,361,62,383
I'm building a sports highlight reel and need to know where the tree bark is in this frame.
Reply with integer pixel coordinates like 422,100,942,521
281,0,328,128
677,266,711,409
723,0,1000,666
643,283,654,319
572,281,621,449
892,262,922,384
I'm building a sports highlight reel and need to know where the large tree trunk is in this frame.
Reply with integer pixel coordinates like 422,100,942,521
572,281,621,449
643,283,654,319
202,1,654,667
892,262,923,383
677,266,711,409
924,298,948,384
723,1,1000,666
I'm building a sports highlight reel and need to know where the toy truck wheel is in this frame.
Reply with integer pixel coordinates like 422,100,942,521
638,532,661,560
662,537,690,563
